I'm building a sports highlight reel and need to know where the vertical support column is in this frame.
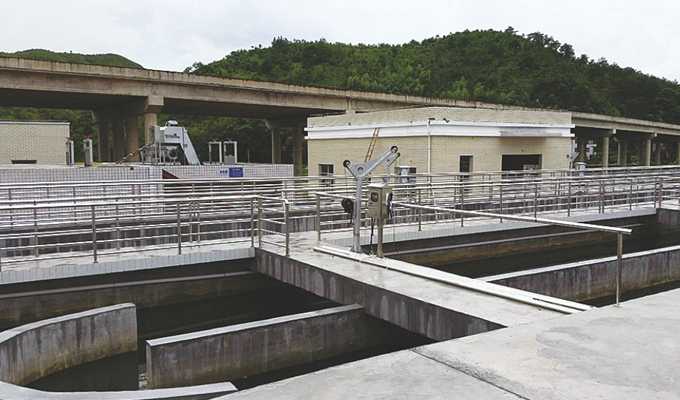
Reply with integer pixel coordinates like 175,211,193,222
643,134,653,167
143,96,164,145
143,112,158,145
265,119,281,164
126,115,140,160
654,141,662,166
602,135,610,168
112,117,126,162
271,127,281,164
294,123,305,176
96,113,113,162
620,138,628,167
676,142,680,165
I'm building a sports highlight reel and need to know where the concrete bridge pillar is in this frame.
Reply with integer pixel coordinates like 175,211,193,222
112,118,126,162
293,123,305,175
95,113,113,162
143,96,164,145
126,115,140,161
602,135,610,168
676,142,680,165
643,135,653,166
265,120,282,164
620,139,628,166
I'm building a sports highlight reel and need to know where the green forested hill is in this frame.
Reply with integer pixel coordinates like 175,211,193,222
190,29,680,124
3,29,680,164
0,49,143,68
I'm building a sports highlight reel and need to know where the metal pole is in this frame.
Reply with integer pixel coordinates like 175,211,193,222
599,181,604,213
534,183,538,218
417,188,422,231
499,184,504,223
284,202,290,256
176,203,182,255
115,199,120,251
250,198,255,247
377,199,384,258
352,176,363,252
91,204,98,263
567,181,572,217
460,186,465,227
316,194,321,241
257,197,263,248
629,181,633,210
616,233,623,306
33,200,38,258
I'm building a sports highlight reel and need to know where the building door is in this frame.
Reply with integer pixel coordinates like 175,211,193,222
459,155,473,173
501,155,542,171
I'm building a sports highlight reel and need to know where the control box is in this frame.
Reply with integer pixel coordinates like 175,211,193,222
366,182,392,219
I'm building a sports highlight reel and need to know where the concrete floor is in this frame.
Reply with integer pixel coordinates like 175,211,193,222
219,287,680,399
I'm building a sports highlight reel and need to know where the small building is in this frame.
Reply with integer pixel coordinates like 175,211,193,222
306,107,574,176
0,121,70,165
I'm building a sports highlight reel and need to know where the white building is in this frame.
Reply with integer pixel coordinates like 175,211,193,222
306,107,575,176
0,121,70,165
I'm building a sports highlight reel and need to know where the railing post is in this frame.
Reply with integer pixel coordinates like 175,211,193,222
499,184,504,223
115,199,121,251
176,202,182,255
629,181,633,210
616,233,623,307
658,180,664,208
417,188,422,231
567,181,572,217
315,194,322,241
284,201,290,256
534,183,538,218
91,204,98,263
599,181,604,213
250,197,255,248
33,200,39,258
460,186,465,227
257,197,263,248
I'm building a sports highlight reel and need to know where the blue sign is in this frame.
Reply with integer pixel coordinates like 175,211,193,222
229,167,244,178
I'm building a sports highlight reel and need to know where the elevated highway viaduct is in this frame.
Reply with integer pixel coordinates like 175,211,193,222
1,57,680,170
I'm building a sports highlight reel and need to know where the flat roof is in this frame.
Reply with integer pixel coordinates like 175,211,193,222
0,120,70,126
308,106,572,128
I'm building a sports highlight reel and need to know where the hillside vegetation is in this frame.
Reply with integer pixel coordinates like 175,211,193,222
3,29,680,163
190,29,680,124
0,49,142,68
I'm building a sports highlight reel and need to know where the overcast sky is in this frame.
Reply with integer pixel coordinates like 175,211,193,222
2,0,679,81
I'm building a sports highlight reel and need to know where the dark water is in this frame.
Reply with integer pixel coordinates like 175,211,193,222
585,279,680,307
412,232,680,278
27,284,431,392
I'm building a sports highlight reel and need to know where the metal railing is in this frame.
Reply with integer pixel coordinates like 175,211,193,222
394,202,631,305
0,194,294,269
2,166,680,275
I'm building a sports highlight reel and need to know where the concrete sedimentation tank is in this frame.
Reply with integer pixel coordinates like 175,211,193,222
0,166,680,398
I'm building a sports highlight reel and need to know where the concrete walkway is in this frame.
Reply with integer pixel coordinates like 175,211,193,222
218,287,680,399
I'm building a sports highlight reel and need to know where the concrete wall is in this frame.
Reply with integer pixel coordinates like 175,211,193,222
0,121,69,165
0,303,238,399
486,244,680,302
146,304,383,388
0,303,137,385
307,136,571,176
0,268,274,330
255,249,504,341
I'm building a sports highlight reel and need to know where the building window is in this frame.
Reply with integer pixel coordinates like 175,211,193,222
459,155,473,182
501,155,542,179
319,163,334,186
